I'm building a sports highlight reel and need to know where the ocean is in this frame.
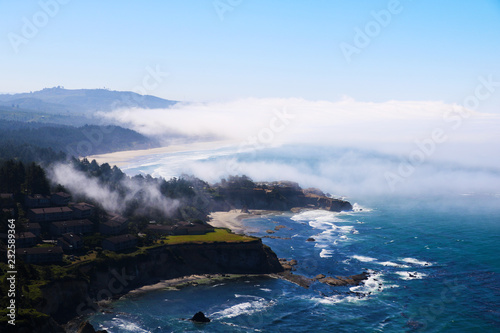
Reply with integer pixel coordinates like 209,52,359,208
87,145,500,332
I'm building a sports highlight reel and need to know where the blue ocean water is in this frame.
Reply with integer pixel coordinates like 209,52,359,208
88,195,500,332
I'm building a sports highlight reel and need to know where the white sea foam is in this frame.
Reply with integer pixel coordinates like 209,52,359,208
314,271,384,305
379,261,410,268
352,255,377,262
291,210,345,225
211,297,274,319
401,258,433,266
320,249,333,258
350,270,384,294
313,294,362,305
235,294,261,299
111,318,149,332
351,203,372,212
395,271,428,280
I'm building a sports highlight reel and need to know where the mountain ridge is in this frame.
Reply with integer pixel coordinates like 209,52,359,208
0,87,177,116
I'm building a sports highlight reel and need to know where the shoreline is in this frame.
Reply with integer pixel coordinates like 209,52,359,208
208,209,285,235
87,140,235,167
124,273,274,298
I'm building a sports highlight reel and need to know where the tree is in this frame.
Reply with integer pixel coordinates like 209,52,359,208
24,162,50,195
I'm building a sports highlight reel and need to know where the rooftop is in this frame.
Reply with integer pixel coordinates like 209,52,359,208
104,234,137,244
30,207,73,214
51,219,93,227
52,192,71,198
16,246,63,255
16,231,37,239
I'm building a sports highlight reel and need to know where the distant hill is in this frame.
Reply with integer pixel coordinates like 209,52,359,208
0,87,177,126
0,87,177,113
0,88,177,161
0,121,159,163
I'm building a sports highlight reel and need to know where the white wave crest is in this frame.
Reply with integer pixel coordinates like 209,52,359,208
212,297,274,319
350,271,384,294
395,271,428,280
379,261,410,268
320,249,333,258
401,258,433,266
352,255,377,262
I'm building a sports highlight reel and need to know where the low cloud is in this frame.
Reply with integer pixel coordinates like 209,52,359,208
96,98,500,199
49,163,180,216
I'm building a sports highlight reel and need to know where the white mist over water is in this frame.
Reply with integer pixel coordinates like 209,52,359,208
96,98,500,199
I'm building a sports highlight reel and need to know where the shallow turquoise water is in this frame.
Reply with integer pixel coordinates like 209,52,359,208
88,195,500,332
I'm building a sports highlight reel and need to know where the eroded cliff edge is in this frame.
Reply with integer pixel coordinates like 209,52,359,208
37,239,283,325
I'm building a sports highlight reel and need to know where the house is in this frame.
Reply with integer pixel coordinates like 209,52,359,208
146,224,176,235
50,219,94,236
108,213,128,225
99,213,129,235
28,207,73,223
71,202,95,219
15,232,38,247
50,192,72,206
23,223,41,237
176,221,214,235
99,221,127,235
0,193,15,208
24,194,51,208
102,234,137,252
57,233,82,251
16,246,63,264
2,208,15,217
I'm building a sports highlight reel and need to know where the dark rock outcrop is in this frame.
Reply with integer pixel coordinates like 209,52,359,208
216,181,352,212
77,321,97,333
317,272,369,286
74,320,108,333
190,312,210,323
275,258,369,289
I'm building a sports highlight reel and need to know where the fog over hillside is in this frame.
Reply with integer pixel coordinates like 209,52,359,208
96,97,500,198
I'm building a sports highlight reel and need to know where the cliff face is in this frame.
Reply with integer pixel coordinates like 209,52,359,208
38,240,283,323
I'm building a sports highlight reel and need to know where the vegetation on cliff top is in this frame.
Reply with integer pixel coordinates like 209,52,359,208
156,228,256,245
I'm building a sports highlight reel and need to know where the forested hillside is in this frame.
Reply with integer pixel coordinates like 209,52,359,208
0,121,157,162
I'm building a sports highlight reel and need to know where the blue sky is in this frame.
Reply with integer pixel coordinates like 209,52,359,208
1,0,500,112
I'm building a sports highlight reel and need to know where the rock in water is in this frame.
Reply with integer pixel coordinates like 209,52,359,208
191,311,211,323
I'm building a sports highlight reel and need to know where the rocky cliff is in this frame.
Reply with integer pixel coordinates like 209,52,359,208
37,240,283,324
217,182,353,212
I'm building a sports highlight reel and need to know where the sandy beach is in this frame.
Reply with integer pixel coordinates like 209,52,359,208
87,140,235,167
207,210,252,234
208,209,284,235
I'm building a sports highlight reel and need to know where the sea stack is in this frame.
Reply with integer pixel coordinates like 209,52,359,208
191,311,211,323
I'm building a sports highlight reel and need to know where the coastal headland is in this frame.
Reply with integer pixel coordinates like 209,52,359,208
0,154,355,333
